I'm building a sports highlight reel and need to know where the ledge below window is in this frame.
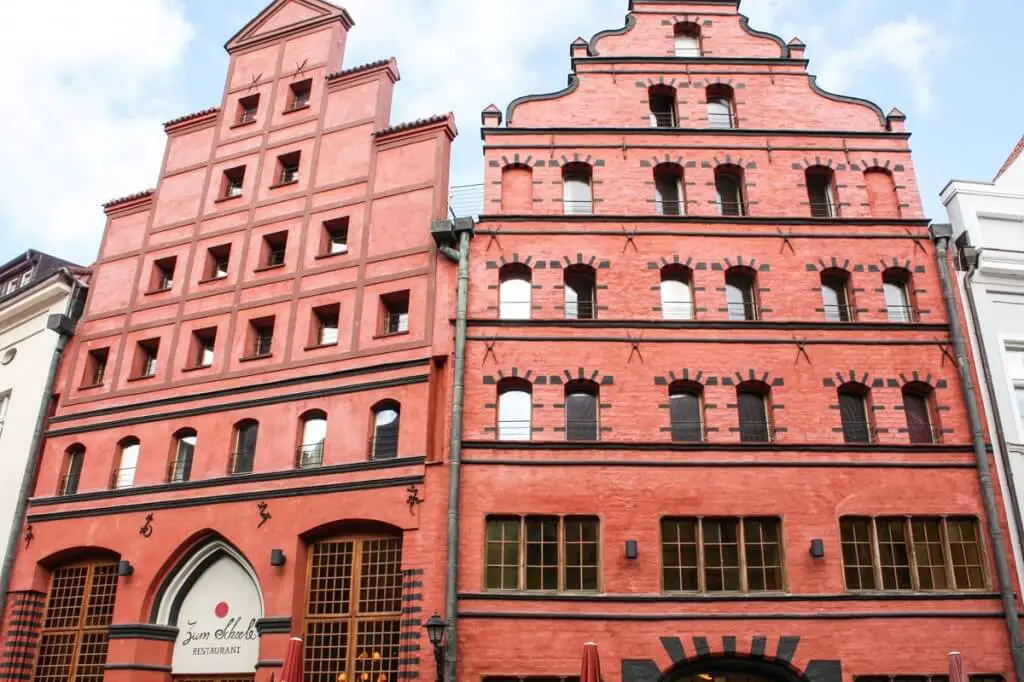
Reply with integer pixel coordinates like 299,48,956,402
214,194,244,205
239,353,273,363
143,287,173,297
253,263,287,273
282,104,311,116
197,275,230,285
304,342,339,351
181,363,214,374
126,374,156,383
268,179,299,190
229,119,258,130
78,382,105,390
373,330,410,341
314,249,350,261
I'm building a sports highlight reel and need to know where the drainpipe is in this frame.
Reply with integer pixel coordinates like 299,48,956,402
930,224,1024,680
0,274,81,626
436,218,473,682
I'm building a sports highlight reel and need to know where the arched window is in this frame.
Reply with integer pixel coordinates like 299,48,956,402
669,382,704,442
371,401,400,459
715,165,746,216
113,437,140,489
60,445,85,495
169,428,196,483
501,163,534,213
661,265,694,320
706,84,735,129
562,163,593,215
737,383,771,443
231,420,258,474
838,384,873,443
821,268,853,322
864,167,901,218
298,410,328,468
565,380,599,442
303,533,403,682
725,267,758,321
649,85,678,128
654,163,685,216
498,379,532,441
564,264,597,320
35,560,119,680
883,268,916,323
806,166,838,217
674,22,702,57
903,383,938,444
499,263,532,320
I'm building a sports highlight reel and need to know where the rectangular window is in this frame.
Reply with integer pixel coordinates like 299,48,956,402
248,317,275,358
150,256,176,292
661,517,783,593
134,339,160,379
237,93,260,124
84,348,109,386
321,217,350,256
288,79,312,111
276,151,301,185
839,516,986,592
381,291,410,336
312,303,340,346
261,231,288,268
205,244,231,280
485,516,600,592
1016,386,1024,421
222,166,245,199
0,391,9,440
191,327,217,368
61,449,84,495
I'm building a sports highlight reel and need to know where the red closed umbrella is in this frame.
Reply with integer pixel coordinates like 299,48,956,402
948,651,968,682
280,636,303,682
581,641,602,682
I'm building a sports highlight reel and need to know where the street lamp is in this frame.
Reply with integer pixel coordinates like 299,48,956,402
424,613,447,681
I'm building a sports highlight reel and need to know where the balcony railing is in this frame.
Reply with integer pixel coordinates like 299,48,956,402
562,200,594,215
670,420,706,443
707,112,735,129
908,424,942,445
841,422,876,444
738,421,774,443
718,200,747,217
662,301,695,320
823,305,856,322
726,302,760,321
229,449,255,475
657,200,686,216
498,300,532,320
887,306,919,323
296,442,325,468
449,183,485,219
809,201,837,218
369,434,399,460
167,457,193,483
650,111,678,128
565,300,597,320
110,467,136,490
497,420,532,441
566,420,599,442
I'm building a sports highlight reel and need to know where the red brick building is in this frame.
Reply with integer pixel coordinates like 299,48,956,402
0,1,457,681
457,2,1019,682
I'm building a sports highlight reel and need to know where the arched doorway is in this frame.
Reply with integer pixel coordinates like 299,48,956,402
663,656,807,682
152,539,264,681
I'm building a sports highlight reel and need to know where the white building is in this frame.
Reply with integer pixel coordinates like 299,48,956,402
0,251,88,585
942,136,1024,590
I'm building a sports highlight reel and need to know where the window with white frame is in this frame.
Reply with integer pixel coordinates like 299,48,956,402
0,392,9,440
1006,348,1024,424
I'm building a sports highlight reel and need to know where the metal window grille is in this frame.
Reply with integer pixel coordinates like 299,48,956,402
485,516,600,592
34,563,118,682
297,442,325,468
564,300,597,320
303,536,403,682
887,305,918,323
661,517,783,593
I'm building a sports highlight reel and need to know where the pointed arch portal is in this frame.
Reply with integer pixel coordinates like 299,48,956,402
153,539,265,677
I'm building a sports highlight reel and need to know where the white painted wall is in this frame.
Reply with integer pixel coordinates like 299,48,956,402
943,147,1024,593
0,278,76,572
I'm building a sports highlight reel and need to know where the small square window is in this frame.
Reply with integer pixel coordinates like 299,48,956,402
84,348,109,386
288,79,312,111
3,279,18,295
222,166,245,199
151,256,176,292
134,338,160,379
276,151,301,186
248,316,275,358
192,327,217,368
19,269,34,287
205,244,231,280
237,94,260,125
381,291,410,336
312,303,340,347
261,231,288,268
321,217,350,256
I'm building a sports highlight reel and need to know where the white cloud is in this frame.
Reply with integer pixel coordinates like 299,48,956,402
0,0,193,263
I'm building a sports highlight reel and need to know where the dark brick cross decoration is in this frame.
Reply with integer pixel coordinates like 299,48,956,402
627,333,645,364
482,337,499,365
486,227,502,251
792,336,812,364
936,338,956,367
906,227,929,255
622,227,639,253
776,227,796,254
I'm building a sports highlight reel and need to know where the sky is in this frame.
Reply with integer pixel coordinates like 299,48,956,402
1,0,1021,265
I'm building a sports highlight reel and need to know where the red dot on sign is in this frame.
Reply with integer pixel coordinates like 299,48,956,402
215,602,229,618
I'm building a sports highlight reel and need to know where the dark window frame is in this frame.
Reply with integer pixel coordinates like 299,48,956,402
661,516,785,593
484,515,601,592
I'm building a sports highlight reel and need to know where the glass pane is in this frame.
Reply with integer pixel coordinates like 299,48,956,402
744,518,782,591
500,277,532,320
904,393,935,444
885,281,912,322
564,518,599,591
563,176,593,214
840,518,877,590
737,391,769,442
947,518,986,589
655,175,683,213
498,389,532,441
911,519,949,590
485,519,520,590
525,518,558,590
303,418,328,446
669,391,703,442
661,277,692,320
725,272,755,320
373,408,400,459
877,519,913,589
703,519,740,591
707,98,732,128
566,392,598,441
839,392,871,443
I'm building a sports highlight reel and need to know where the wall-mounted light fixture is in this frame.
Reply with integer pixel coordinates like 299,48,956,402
270,549,286,567
624,540,639,560
809,539,825,559
424,613,447,681
117,560,134,577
